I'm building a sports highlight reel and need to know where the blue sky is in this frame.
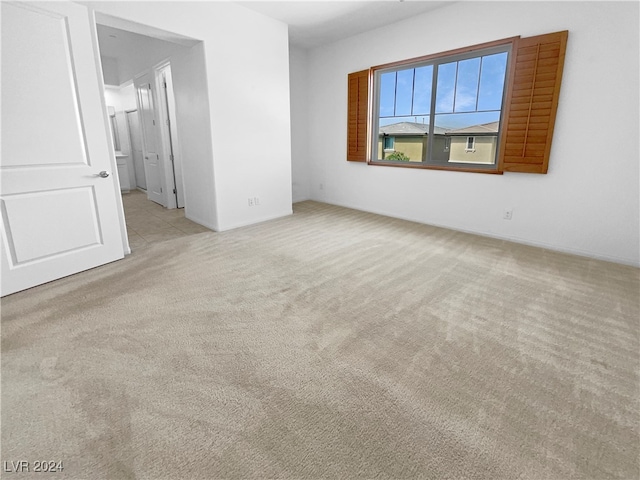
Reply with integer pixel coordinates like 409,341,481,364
379,52,507,129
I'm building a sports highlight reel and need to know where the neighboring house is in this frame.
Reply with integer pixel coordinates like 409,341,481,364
378,122,448,162
378,121,499,164
445,121,499,165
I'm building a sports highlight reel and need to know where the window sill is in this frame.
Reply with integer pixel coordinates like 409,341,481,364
368,160,502,174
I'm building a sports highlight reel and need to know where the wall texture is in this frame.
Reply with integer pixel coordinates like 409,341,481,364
298,1,639,266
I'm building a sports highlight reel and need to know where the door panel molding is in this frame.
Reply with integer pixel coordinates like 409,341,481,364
1,2,91,169
1,186,103,266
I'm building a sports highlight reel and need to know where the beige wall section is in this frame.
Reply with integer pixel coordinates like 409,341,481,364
396,137,425,161
377,135,495,163
449,136,497,164
377,136,426,161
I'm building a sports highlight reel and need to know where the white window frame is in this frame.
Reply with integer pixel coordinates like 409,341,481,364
465,136,476,152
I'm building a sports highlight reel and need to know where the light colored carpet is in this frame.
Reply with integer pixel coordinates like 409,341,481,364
2,201,639,479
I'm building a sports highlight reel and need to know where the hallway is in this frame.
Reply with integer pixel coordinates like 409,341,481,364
122,189,210,250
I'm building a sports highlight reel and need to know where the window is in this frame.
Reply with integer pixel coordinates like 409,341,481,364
465,137,475,152
383,136,395,151
347,31,568,174
372,43,509,169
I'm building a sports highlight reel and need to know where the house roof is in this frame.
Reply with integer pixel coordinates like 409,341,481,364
379,121,499,136
445,121,499,135
379,122,448,136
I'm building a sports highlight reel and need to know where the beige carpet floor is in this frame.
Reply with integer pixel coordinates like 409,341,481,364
2,201,639,479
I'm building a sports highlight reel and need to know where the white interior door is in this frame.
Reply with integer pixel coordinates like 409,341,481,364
134,74,164,206
127,110,147,190
0,1,125,297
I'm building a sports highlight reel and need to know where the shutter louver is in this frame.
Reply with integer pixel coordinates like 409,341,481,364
499,31,568,173
347,69,369,162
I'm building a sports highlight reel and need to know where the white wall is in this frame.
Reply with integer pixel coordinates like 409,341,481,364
303,1,640,266
290,45,311,202
171,43,217,227
86,1,293,232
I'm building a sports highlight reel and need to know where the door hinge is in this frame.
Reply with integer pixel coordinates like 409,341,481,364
160,187,163,193
170,154,174,162
152,119,155,126
173,188,177,194
163,81,167,88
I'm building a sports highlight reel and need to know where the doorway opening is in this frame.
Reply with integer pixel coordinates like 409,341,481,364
95,14,213,250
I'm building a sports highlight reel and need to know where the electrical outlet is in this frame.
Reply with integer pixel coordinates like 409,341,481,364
254,197,260,206
248,198,254,207
503,208,513,220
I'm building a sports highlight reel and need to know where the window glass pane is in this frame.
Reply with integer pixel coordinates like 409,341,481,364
379,72,396,118
378,117,429,162
477,52,508,111
454,57,481,113
412,65,432,115
395,68,414,116
434,111,500,164
435,62,456,114
377,65,430,162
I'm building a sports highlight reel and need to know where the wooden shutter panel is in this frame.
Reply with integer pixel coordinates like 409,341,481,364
499,31,568,173
347,69,369,162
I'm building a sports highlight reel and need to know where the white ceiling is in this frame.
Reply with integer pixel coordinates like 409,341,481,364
93,2,452,53
237,1,452,49
96,24,177,59
94,11,201,48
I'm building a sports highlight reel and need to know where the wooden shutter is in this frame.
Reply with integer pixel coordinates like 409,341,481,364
499,31,568,173
347,69,369,162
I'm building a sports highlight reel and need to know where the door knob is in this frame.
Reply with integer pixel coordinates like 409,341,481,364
97,171,110,178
